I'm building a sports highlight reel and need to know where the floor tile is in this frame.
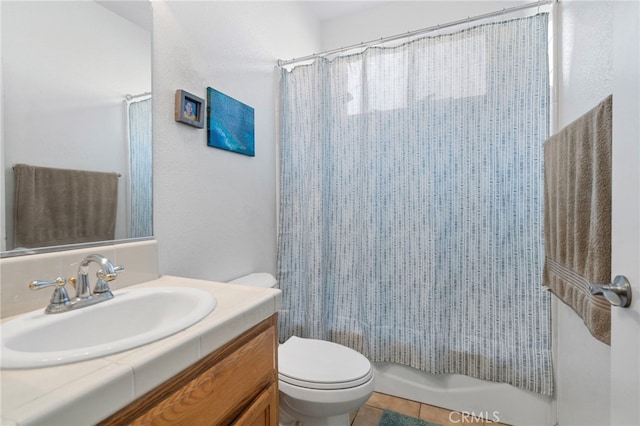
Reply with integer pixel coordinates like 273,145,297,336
419,403,455,425
350,408,359,425
354,393,512,426
366,392,421,418
444,411,485,425
352,404,384,426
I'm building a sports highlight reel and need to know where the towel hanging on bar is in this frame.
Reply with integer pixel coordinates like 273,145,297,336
542,95,613,344
13,164,119,248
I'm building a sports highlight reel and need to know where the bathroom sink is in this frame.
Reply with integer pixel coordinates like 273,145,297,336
1,286,217,369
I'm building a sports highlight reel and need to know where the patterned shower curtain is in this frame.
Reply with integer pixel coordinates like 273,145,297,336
278,14,552,395
128,97,153,238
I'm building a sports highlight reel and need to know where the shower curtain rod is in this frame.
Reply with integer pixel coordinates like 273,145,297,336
125,92,152,101
277,0,555,67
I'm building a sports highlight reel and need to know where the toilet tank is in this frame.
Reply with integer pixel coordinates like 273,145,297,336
228,272,277,288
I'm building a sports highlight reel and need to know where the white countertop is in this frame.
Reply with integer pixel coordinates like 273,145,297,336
0,276,282,426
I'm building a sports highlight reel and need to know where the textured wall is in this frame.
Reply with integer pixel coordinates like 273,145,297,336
152,1,320,282
320,1,528,52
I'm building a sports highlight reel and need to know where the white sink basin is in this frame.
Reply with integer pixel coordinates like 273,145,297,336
1,286,216,369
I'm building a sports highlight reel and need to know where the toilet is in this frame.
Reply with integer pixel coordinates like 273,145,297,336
229,273,375,426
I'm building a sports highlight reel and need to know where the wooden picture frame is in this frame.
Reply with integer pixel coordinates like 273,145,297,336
175,90,205,128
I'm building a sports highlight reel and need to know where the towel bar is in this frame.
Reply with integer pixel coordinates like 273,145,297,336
589,276,632,308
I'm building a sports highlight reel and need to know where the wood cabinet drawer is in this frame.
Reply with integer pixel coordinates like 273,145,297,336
232,382,278,426
99,315,278,426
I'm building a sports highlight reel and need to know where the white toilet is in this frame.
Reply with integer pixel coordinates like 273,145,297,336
229,273,375,426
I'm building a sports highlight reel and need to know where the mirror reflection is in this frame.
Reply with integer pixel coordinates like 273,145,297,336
1,0,152,255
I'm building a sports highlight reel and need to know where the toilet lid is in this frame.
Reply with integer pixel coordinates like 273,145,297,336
278,336,373,390
228,272,277,288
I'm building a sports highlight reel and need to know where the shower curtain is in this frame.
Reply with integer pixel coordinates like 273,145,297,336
127,97,153,238
278,14,552,395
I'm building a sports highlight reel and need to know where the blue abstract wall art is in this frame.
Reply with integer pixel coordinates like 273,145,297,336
206,87,255,156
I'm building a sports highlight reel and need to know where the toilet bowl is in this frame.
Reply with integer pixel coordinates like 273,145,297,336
229,273,375,426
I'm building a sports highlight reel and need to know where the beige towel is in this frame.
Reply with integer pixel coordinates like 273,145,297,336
542,95,612,344
13,164,118,248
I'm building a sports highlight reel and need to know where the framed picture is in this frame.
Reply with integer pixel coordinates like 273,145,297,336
206,87,255,157
175,90,205,128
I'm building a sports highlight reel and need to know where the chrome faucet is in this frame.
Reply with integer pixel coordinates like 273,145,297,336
76,253,120,299
29,254,124,314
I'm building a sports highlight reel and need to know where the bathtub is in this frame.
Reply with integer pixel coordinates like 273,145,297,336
372,362,555,426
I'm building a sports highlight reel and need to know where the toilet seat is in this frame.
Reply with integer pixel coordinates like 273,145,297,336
278,336,373,390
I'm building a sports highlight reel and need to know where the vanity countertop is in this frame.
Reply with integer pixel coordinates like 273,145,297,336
0,275,281,426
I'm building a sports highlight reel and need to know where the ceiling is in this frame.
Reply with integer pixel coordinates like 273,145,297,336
96,0,152,32
95,1,387,31
297,1,388,22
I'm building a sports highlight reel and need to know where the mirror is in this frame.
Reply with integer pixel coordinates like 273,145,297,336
1,0,152,256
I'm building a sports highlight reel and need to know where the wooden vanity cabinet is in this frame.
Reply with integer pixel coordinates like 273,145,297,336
99,315,279,426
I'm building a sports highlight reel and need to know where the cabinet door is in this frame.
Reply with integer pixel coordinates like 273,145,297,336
233,382,278,426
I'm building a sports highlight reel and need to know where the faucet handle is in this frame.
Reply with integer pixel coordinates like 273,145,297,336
29,276,67,291
98,264,125,282
94,264,124,295
29,277,71,314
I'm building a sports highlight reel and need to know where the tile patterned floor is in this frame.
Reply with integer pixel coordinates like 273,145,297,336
350,392,511,426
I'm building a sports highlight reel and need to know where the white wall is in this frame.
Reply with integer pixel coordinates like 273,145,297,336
320,1,528,51
1,1,151,248
555,2,614,425
152,1,320,281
